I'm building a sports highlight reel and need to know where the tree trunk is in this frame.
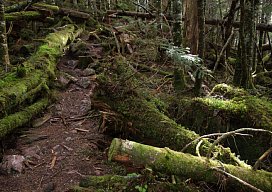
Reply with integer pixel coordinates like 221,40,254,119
109,138,272,192
234,0,257,88
194,0,205,96
183,0,198,54
0,2,10,71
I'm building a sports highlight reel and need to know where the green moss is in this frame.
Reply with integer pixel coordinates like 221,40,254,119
5,11,43,21
168,86,272,162
0,98,49,138
0,25,78,117
32,2,60,12
198,97,247,113
210,83,247,99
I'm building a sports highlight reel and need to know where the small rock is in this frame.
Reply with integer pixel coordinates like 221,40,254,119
66,60,79,69
81,99,92,113
57,75,70,88
82,68,96,76
65,137,73,141
76,77,91,89
0,155,25,174
43,182,56,192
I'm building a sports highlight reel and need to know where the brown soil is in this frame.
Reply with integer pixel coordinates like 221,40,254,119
0,53,122,192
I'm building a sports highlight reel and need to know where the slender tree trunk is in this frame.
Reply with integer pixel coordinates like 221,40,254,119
234,0,257,88
172,0,185,93
0,1,10,71
183,0,198,54
224,0,239,58
156,0,162,33
194,0,206,96
173,0,182,46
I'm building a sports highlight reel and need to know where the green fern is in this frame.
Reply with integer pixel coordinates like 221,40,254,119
162,44,212,79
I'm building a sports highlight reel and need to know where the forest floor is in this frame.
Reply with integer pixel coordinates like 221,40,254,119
0,41,127,191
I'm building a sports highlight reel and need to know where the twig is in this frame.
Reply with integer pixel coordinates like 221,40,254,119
132,1,153,15
60,144,73,151
50,155,57,169
207,128,272,159
196,140,204,157
33,161,46,169
66,114,100,122
213,30,234,72
75,128,90,132
253,147,272,170
212,167,263,192
181,133,224,152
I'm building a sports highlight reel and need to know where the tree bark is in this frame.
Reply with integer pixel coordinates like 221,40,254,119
183,0,198,54
109,138,272,192
0,1,10,70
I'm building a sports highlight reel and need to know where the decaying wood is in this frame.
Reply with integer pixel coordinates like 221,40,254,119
109,138,272,192
94,56,248,167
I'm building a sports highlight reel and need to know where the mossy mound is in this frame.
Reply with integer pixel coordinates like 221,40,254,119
168,84,272,162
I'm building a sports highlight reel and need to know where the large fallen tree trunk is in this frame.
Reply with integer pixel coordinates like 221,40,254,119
72,174,201,192
94,56,248,167
106,10,272,32
109,138,272,192
4,2,90,22
0,24,82,138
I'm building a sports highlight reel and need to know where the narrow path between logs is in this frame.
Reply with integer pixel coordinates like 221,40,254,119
0,45,121,192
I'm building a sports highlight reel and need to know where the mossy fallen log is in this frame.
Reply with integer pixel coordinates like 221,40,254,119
5,2,89,22
94,56,247,167
73,174,201,192
5,11,43,21
0,98,49,138
0,25,81,118
109,138,272,192
5,0,40,13
0,73,47,117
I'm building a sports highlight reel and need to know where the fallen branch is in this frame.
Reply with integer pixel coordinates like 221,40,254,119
212,167,263,192
253,147,272,170
207,128,272,159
